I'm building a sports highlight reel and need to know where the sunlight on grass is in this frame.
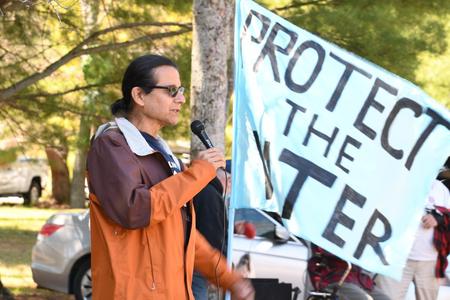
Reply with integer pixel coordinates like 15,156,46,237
0,263,34,288
0,205,79,297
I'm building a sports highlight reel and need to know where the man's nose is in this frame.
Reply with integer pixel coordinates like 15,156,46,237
175,93,185,103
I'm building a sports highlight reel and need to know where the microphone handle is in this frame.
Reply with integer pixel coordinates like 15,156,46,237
198,131,214,149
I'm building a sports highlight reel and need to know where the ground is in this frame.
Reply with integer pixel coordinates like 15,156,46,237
0,197,79,299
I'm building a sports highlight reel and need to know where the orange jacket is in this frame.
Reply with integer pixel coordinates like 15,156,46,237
87,128,240,300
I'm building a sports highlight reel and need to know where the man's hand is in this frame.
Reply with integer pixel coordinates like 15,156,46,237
196,148,225,170
422,214,438,229
230,278,255,300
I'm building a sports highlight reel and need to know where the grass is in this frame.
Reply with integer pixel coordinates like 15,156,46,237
0,203,78,299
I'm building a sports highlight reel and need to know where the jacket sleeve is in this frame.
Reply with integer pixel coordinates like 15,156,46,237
87,132,152,229
87,131,216,229
149,159,216,226
194,231,241,290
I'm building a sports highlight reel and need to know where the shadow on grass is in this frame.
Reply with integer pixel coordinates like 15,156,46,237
0,226,37,268
0,205,76,299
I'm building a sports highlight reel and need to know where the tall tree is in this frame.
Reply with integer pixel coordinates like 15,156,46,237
0,1,193,205
190,0,235,156
70,0,100,208
46,147,70,204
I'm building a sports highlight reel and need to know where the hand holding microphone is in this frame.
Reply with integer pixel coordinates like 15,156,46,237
191,120,225,170
196,148,225,170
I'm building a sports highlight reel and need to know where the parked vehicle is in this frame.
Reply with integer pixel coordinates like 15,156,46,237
32,210,90,299
0,157,48,205
31,208,307,300
31,208,450,300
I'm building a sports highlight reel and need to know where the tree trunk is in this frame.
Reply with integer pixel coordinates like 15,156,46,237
190,0,234,157
70,114,91,208
45,147,70,204
70,0,99,208
226,1,235,107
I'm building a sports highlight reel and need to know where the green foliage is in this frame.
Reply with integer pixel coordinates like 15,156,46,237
0,147,19,165
258,0,450,107
1,0,448,164
135,0,192,13
0,0,194,153
82,52,126,84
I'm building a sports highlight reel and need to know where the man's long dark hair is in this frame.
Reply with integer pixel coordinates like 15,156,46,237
110,54,178,116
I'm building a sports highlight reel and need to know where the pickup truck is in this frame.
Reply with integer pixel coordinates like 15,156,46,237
0,157,48,205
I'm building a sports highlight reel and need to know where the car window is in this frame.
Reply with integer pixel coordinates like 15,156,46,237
234,208,275,238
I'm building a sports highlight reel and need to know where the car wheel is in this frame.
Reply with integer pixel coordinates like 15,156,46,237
73,259,92,300
23,181,41,206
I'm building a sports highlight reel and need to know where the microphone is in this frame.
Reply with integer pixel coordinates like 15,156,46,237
191,120,214,149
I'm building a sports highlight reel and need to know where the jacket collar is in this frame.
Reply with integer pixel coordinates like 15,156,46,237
115,117,155,156
94,117,181,171
115,118,182,171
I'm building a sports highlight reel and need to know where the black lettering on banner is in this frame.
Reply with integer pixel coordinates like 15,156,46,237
279,149,336,219
335,135,362,174
283,99,306,136
322,185,366,247
381,97,422,160
353,209,392,265
253,22,298,82
285,40,325,93
253,131,274,199
242,10,271,44
263,141,273,199
303,114,339,158
354,78,398,140
405,108,450,170
326,52,372,112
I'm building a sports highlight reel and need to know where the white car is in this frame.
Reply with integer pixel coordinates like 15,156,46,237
0,157,48,205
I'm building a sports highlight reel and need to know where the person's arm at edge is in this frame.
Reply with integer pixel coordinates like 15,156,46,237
194,232,255,299
193,231,240,289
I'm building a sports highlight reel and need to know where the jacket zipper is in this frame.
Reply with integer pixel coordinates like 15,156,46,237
145,231,156,290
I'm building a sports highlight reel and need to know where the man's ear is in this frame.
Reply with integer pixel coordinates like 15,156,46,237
131,87,146,107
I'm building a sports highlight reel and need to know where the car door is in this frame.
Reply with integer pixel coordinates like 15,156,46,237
0,161,22,194
232,208,308,293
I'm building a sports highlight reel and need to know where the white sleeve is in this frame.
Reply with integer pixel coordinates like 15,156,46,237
429,179,450,209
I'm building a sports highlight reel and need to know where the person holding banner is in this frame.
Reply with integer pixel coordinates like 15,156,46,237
307,244,391,300
86,54,254,300
438,157,450,190
376,178,450,300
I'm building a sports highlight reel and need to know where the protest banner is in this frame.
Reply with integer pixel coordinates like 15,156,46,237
231,0,450,278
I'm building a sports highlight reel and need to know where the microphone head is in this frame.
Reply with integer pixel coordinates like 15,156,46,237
190,120,205,135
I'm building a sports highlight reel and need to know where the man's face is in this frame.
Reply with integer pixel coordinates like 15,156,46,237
140,65,186,128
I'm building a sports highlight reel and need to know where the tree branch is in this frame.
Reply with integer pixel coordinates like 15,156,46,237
273,0,336,12
0,107,63,148
0,22,192,102
8,81,118,101
3,96,101,119
76,21,192,50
